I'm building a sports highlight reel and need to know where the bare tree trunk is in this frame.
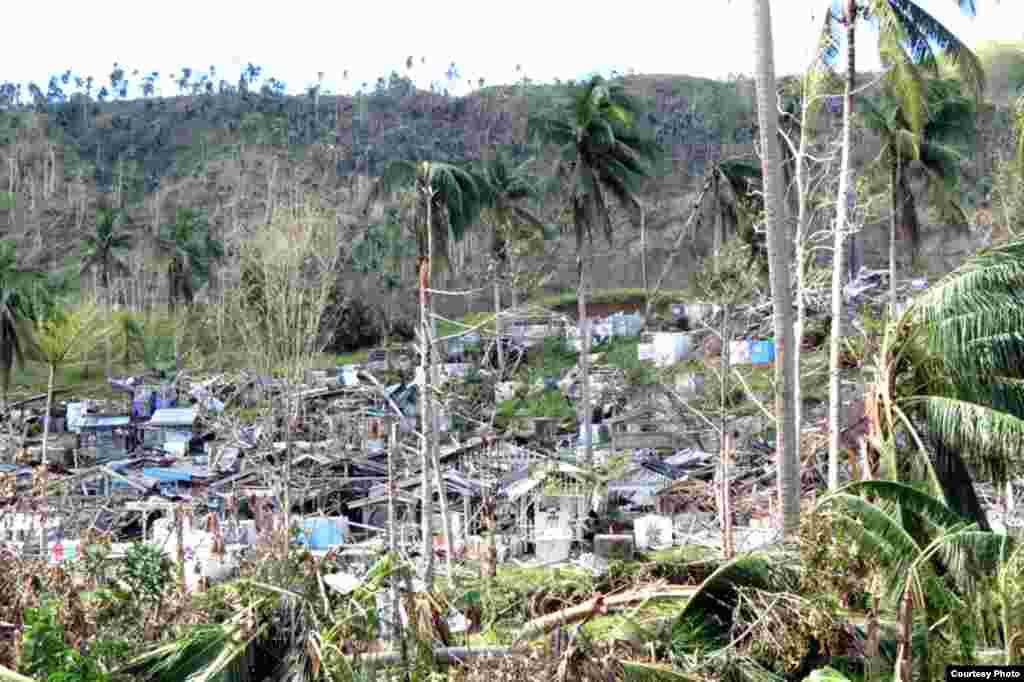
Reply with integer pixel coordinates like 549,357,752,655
752,0,799,537
494,264,505,374
387,422,404,644
579,237,594,467
792,84,812,466
283,392,293,555
420,198,435,587
41,364,55,467
265,157,278,225
889,152,900,318
640,205,649,313
648,181,709,318
424,195,455,585
719,307,734,559
829,0,857,492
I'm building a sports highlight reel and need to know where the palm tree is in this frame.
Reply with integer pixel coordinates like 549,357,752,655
158,207,224,314
875,238,1024,530
475,152,549,372
80,203,132,293
0,241,43,407
351,206,414,355
364,159,484,585
859,77,975,312
828,0,984,493
529,75,660,467
830,0,983,281
752,0,800,537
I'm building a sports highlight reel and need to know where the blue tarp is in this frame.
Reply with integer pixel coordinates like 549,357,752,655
297,517,346,550
143,467,192,482
750,340,775,365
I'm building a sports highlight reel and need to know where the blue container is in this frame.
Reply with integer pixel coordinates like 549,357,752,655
750,340,776,365
299,518,346,550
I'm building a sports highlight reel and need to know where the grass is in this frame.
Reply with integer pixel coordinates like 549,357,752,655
8,358,148,402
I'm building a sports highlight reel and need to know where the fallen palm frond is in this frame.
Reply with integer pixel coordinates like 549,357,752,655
119,600,271,682
512,583,699,643
621,660,698,681
731,588,858,673
675,554,799,629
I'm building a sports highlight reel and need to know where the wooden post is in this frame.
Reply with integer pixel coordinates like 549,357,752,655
894,581,913,682
865,594,881,682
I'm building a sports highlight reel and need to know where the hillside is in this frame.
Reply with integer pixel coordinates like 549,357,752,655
0,70,1009,327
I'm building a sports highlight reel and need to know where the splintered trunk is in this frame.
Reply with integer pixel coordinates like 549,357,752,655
829,0,857,492
40,364,55,466
579,237,594,467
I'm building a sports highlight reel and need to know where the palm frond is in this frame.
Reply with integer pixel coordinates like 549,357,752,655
838,480,966,528
675,554,798,627
817,492,922,599
875,26,928,135
917,395,1024,483
882,0,985,101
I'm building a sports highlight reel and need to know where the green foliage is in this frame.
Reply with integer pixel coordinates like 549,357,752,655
524,335,577,385
19,600,109,682
604,336,658,386
120,542,173,606
497,389,574,423
159,207,224,310
351,206,412,289
530,75,661,250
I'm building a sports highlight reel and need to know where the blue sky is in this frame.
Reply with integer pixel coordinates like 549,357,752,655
2,0,1021,99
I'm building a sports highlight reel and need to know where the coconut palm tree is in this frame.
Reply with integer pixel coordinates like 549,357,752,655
475,151,550,372
364,159,484,584
874,237,1024,530
0,241,44,407
365,160,483,278
751,0,800,537
158,207,224,314
830,0,983,281
859,77,976,311
528,75,660,467
828,0,983,494
80,203,132,293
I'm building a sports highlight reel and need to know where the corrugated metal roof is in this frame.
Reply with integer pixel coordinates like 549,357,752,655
80,416,131,428
148,408,197,426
